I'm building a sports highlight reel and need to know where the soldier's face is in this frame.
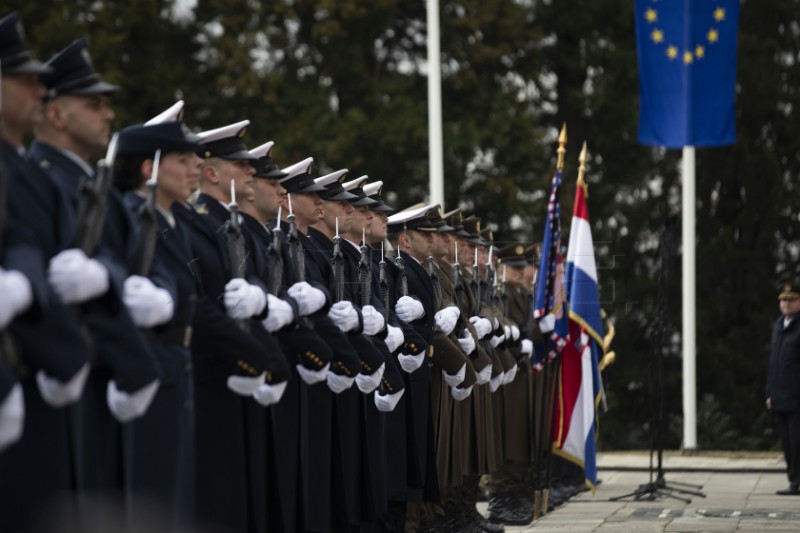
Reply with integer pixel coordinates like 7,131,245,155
289,192,323,226
2,74,46,137
251,178,285,220
155,151,203,206
522,264,536,287
370,211,388,242
505,264,524,284
49,94,115,159
405,230,433,261
780,298,800,319
432,231,451,261
321,199,353,235
218,159,255,203
349,205,373,237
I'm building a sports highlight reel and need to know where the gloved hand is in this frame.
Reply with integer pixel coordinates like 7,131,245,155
355,363,385,394
503,364,518,385
490,332,505,348
434,306,460,336
123,275,174,328
328,301,359,332
384,325,404,353
539,313,556,334
36,362,90,407
374,389,404,412
510,325,521,341
469,316,492,339
475,364,492,385
361,305,385,336
48,248,109,304
327,371,355,394
227,372,265,396
443,363,466,387
492,317,500,330
252,381,287,407
0,384,24,451
224,278,266,319
0,268,33,328
106,379,159,423
451,385,473,402
395,295,424,322
490,371,505,393
296,363,330,386
503,325,512,340
457,329,476,355
288,281,326,316
398,351,425,373
521,339,534,358
262,294,295,332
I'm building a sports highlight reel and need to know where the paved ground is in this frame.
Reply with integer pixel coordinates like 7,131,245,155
476,451,800,533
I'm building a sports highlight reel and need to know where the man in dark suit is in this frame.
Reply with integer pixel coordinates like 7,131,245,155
767,280,800,496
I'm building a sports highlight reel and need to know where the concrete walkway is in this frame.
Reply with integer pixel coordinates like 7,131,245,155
477,451,800,533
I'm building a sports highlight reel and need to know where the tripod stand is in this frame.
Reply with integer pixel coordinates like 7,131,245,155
611,218,705,503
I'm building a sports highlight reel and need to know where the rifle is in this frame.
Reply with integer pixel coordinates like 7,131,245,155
331,217,345,302
452,242,466,311
286,193,305,283
132,149,161,277
394,242,409,298
378,241,389,323
226,181,249,330
427,255,443,310
266,206,283,295
470,247,481,315
357,228,371,307
482,245,494,310
500,263,509,317
73,133,119,255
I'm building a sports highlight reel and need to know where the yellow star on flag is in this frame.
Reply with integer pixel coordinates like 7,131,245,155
695,45,705,59
651,29,664,43
645,8,657,23
683,51,693,64
707,28,719,43
713,7,726,22
666,45,678,59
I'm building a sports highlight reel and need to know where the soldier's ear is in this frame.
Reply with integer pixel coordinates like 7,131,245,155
44,99,67,130
139,158,154,182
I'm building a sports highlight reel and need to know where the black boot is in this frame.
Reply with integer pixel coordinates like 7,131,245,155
486,494,533,526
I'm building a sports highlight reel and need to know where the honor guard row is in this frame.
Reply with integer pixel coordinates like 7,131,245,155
0,12,584,533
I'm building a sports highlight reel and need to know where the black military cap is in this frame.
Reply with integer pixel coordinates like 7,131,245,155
424,205,455,232
497,243,529,268
442,208,470,237
0,13,52,75
462,215,487,246
197,120,257,160
249,141,288,179
343,176,378,207
525,244,539,265
280,157,327,193
386,204,437,233
116,121,200,157
362,181,394,214
779,280,800,301
41,39,118,100
315,169,358,201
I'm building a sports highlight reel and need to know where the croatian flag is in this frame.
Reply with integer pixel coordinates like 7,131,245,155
554,178,603,491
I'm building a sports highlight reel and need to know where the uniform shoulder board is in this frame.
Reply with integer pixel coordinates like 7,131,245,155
194,203,209,215
39,159,51,169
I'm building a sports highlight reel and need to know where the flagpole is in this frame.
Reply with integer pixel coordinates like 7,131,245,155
426,0,445,209
681,146,697,450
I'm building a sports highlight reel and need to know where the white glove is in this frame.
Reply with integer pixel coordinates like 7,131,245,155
355,363,385,394
539,313,556,334
492,317,500,329
0,384,24,451
490,332,505,348
224,278,267,319
469,316,492,338
395,295,425,322
490,371,505,393
384,325,404,353
227,372,266,396
252,381,287,407
503,325,512,340
451,385,473,402
327,372,355,394
521,339,534,358
457,330,476,355
476,364,492,385
510,325,521,341
123,275,174,328
287,281,327,316
262,294,295,332
328,301,359,332
106,379,159,423
443,363,466,387
434,306,460,336
503,364,518,385
398,351,425,373
361,305,385,336
374,389,404,412
0,268,33,328
48,248,110,304
296,362,330,386
36,362,90,407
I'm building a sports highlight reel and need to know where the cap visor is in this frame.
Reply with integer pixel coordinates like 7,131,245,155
351,197,378,207
70,80,119,96
321,190,358,201
10,58,52,75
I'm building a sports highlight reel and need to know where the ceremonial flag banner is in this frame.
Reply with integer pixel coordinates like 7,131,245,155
635,0,740,147
554,178,603,491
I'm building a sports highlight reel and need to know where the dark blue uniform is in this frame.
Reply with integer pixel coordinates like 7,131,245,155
767,315,800,490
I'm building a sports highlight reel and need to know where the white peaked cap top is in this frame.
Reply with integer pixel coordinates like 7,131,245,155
386,203,434,224
280,156,314,180
315,168,349,187
249,141,275,159
342,175,369,191
197,119,249,142
362,181,383,196
145,100,185,125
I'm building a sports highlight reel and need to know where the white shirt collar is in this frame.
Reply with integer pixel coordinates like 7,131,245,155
56,147,95,177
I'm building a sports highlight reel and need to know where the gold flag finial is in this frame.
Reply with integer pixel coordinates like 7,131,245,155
577,141,588,195
556,123,567,171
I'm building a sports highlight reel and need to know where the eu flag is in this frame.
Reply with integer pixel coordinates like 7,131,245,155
635,0,740,147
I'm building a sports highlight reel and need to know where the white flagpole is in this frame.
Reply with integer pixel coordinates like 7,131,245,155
682,146,697,450
426,0,445,209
